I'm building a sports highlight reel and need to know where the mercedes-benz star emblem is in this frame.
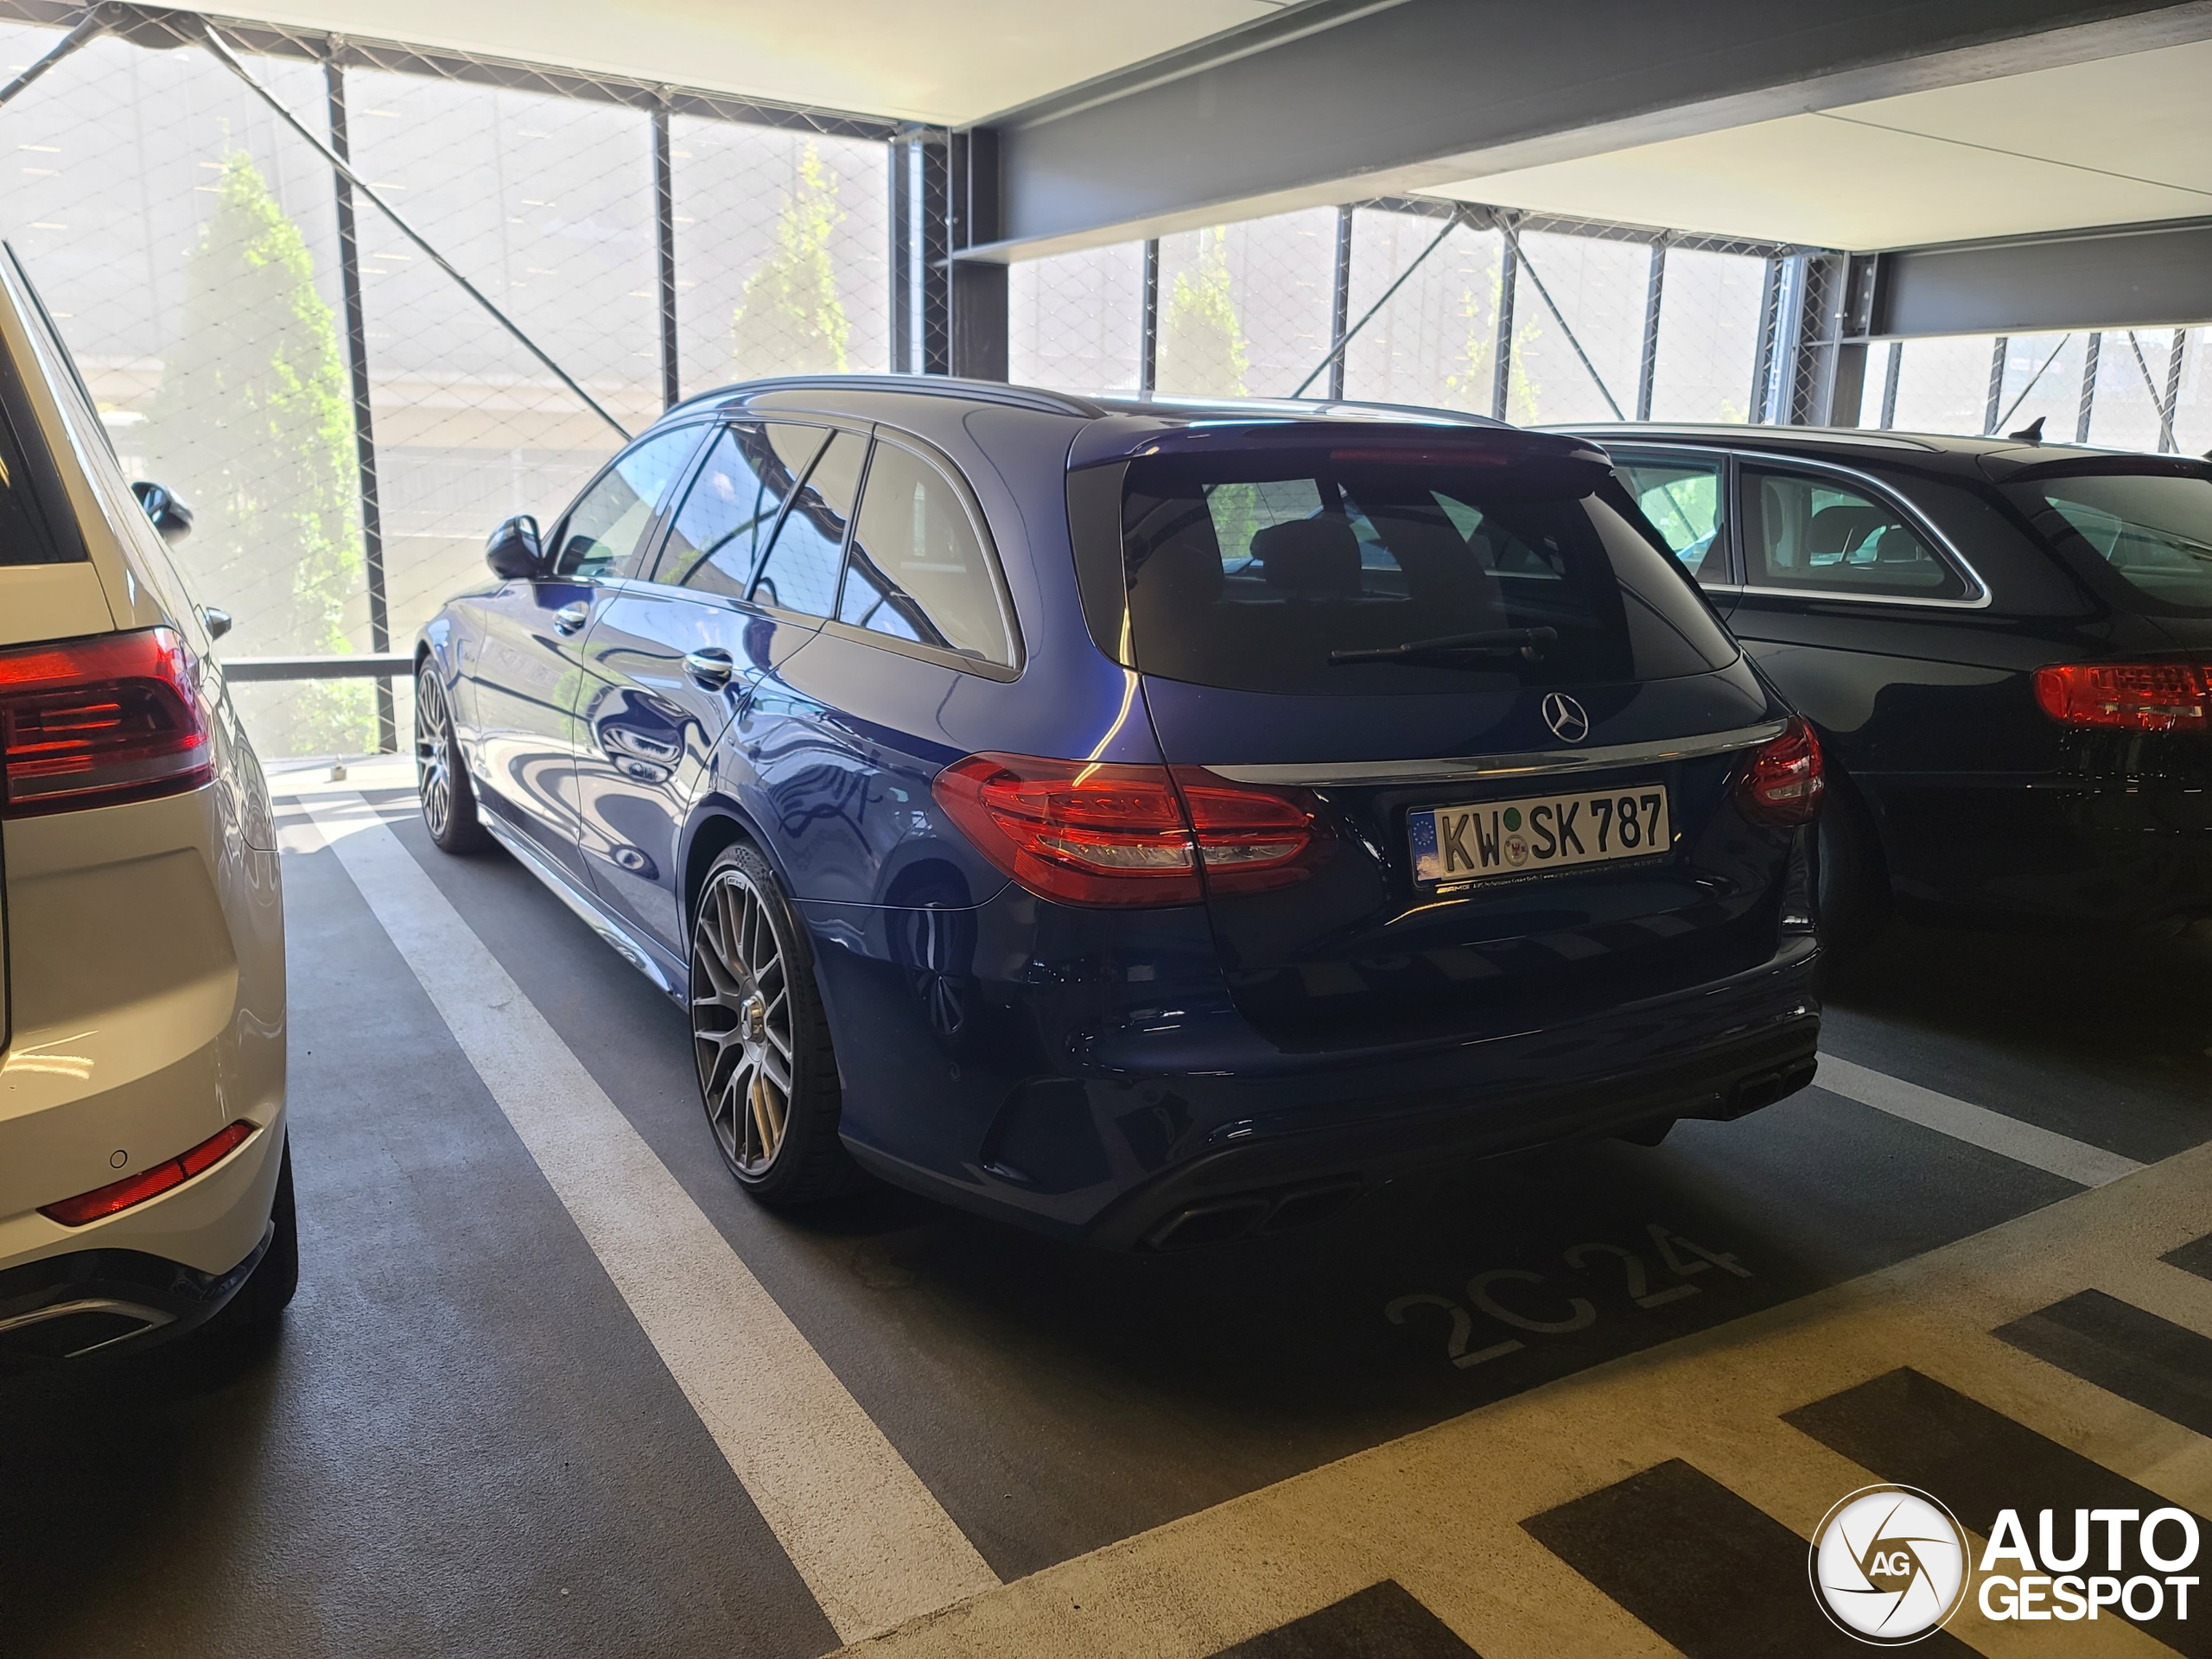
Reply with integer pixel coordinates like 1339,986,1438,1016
1542,692,1591,743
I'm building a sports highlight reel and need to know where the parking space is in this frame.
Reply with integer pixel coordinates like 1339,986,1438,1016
6,767,2206,1656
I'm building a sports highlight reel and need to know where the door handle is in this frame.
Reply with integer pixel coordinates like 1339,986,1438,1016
683,647,734,690
553,601,589,635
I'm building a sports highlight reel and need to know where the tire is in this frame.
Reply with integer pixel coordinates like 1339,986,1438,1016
1815,772,1892,959
416,662,488,854
202,1139,298,1339
689,843,863,1205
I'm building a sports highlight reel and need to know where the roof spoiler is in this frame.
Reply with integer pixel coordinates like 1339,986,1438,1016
1069,414,1612,473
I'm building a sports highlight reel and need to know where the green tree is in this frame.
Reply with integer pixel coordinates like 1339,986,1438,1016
149,150,368,755
1160,228,1248,397
1447,265,1543,422
733,144,851,375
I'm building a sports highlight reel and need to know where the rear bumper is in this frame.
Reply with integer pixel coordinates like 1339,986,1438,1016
1079,1021,1819,1249
1872,774,2212,927
0,1223,271,1365
817,886,1820,1245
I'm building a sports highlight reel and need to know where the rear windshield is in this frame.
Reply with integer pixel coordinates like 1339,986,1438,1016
1115,454,1737,695
2005,470,2212,615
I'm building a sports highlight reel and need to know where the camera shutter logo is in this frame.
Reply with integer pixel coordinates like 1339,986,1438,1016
1810,1484,1971,1644
1542,692,1590,743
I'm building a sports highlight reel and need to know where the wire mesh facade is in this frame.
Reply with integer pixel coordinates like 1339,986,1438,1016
1008,199,1793,429
0,3,895,757
1860,325,2210,450
1007,242,1144,393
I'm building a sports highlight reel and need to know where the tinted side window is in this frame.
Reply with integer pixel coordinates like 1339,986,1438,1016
655,423,803,598
554,426,699,579
751,429,862,618
1740,467,1964,601
1616,456,1727,585
0,395,61,565
838,440,1013,665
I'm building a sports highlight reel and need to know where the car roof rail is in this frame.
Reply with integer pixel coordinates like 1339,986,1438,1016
671,374,1106,422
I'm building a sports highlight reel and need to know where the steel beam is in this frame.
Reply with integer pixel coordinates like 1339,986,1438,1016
1872,217,2212,339
982,0,2212,257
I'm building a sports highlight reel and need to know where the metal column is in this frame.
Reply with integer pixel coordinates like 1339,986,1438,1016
1138,238,1160,396
1490,216,1518,422
2159,328,2187,453
652,103,678,409
945,129,1007,381
323,53,394,752
1327,207,1354,401
909,132,951,376
1634,240,1666,421
1981,337,2009,435
1878,340,1902,429
1748,257,1782,424
888,134,916,372
2076,332,2101,442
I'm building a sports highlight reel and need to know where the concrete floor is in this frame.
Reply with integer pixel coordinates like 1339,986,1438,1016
4,768,2209,1656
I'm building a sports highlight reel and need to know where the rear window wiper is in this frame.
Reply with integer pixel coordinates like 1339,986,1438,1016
1328,626,1559,666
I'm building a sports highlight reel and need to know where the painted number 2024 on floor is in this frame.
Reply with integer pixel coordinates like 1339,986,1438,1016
1387,1225,1751,1370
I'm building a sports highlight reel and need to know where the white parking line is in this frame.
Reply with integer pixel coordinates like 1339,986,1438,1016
1815,1053,2145,1188
300,793,998,1643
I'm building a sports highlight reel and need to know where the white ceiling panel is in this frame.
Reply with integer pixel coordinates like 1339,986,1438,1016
1430,39,2212,251
200,0,1285,125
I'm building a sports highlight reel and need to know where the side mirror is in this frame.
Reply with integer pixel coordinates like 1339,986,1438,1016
130,480,194,545
486,514,543,580
200,605,232,640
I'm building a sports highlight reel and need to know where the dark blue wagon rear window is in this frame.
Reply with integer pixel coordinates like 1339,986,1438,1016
1116,453,1736,696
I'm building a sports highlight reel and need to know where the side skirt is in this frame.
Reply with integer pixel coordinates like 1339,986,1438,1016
477,811,687,1002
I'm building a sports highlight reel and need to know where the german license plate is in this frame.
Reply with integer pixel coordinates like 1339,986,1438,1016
1409,784,1671,886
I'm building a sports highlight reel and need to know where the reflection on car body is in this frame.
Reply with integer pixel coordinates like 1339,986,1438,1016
1568,421,2212,942
416,378,1824,1247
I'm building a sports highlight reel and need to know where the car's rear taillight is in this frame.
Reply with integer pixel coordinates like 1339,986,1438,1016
931,753,1324,906
1738,717,1825,826
2033,662,2212,733
41,1120,257,1227
0,626,213,817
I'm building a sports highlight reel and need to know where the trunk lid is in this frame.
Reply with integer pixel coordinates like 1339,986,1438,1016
1079,420,1800,1049
1146,671,1788,1048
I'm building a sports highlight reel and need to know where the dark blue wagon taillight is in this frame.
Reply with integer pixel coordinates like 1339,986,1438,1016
931,751,1331,906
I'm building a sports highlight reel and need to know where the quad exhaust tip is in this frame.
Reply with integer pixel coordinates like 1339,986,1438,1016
1144,1178,1364,1251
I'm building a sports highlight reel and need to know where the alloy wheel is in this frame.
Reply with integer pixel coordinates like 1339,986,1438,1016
416,671,453,840
690,867,795,1176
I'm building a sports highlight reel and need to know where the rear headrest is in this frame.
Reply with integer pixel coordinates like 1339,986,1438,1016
1251,513,1360,595
1128,500,1225,609
1808,504,1882,556
1872,524,1925,565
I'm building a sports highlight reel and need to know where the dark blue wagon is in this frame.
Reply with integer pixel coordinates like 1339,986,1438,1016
414,378,1823,1248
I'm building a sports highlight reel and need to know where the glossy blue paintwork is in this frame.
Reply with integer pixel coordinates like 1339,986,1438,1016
423,379,1819,1243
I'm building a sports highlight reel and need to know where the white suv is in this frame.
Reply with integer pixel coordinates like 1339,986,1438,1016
0,245,291,1363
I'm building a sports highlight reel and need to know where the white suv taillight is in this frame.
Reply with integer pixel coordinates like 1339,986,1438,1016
0,626,213,817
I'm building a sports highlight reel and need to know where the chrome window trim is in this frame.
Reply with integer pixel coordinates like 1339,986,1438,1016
1203,719,1787,787
1610,442,1994,610
1706,582,1990,611
843,424,1026,676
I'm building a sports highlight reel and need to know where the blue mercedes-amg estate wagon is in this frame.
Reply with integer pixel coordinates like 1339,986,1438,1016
414,377,1823,1248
